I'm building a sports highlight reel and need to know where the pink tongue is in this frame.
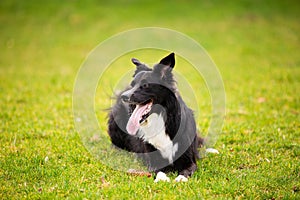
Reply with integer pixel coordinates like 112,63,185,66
126,104,148,135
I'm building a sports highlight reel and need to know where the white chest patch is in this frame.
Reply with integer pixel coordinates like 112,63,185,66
138,113,178,163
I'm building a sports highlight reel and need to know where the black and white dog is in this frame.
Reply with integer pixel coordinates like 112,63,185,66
108,53,203,182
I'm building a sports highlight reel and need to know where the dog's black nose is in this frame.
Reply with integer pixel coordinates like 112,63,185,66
121,94,130,102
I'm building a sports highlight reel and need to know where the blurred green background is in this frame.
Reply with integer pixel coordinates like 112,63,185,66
1,0,299,199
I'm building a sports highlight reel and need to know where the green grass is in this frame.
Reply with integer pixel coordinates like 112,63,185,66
1,0,299,199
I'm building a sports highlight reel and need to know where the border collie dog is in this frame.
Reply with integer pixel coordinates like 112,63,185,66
108,53,202,182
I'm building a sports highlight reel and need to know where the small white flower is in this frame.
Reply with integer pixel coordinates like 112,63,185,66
76,117,81,122
206,148,220,154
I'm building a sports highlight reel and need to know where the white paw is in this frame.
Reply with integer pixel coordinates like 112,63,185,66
206,148,219,154
175,175,188,182
154,172,170,183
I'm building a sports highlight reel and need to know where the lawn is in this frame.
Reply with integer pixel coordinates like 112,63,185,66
0,0,299,199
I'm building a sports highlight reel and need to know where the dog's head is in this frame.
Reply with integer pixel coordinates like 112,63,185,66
121,53,177,135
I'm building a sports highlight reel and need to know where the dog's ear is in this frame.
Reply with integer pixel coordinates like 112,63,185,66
131,58,151,77
159,53,175,69
153,53,175,79
131,58,142,66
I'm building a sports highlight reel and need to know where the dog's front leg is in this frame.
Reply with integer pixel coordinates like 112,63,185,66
175,162,197,182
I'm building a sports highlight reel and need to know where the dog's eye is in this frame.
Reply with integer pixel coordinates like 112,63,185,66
143,83,149,88
140,80,149,88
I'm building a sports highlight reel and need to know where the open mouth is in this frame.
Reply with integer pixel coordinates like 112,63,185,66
126,99,153,135
139,100,152,124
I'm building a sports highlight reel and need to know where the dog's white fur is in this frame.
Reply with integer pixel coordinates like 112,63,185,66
138,113,178,164
175,175,188,182
154,171,170,182
155,172,189,182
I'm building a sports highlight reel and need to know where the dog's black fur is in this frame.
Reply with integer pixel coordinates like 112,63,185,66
108,53,202,178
